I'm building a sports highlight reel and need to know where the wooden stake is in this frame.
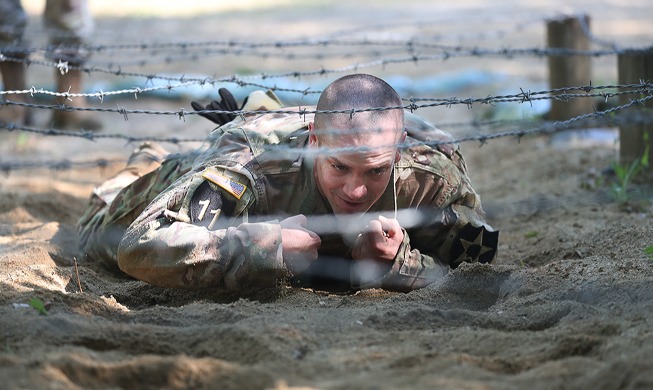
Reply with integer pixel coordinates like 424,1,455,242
547,15,593,120
618,50,653,175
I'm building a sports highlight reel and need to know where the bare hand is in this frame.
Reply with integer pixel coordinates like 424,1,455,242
351,215,404,263
280,215,321,274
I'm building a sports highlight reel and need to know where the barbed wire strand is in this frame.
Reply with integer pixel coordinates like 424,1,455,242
0,12,564,51
2,44,652,93
1,82,650,121
0,16,625,57
2,92,651,173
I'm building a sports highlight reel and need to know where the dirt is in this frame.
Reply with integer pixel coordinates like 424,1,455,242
1,1,653,389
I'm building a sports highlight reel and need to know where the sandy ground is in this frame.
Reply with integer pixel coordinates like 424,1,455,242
2,1,653,389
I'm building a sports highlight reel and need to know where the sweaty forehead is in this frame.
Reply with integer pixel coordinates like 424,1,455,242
320,116,402,147
326,141,397,166
328,129,400,152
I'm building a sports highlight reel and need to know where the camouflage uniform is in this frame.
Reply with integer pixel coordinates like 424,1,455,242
78,107,498,293
0,0,93,62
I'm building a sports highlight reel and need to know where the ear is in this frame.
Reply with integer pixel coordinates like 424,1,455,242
308,122,318,146
394,131,407,163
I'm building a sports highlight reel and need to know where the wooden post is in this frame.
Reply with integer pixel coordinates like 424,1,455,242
547,15,593,121
618,51,653,175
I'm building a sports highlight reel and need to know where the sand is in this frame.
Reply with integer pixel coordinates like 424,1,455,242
1,1,652,389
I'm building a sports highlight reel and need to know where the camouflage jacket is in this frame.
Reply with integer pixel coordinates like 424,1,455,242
113,109,497,292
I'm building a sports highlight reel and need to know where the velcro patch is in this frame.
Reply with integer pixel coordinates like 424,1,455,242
450,223,499,268
190,181,236,230
202,168,247,200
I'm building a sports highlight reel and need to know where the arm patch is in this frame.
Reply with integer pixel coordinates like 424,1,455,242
190,180,237,230
202,168,248,200
449,223,499,268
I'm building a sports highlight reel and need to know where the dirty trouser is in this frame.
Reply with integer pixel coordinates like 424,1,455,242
76,144,193,268
0,0,93,62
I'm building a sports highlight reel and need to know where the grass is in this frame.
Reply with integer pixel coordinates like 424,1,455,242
645,246,653,259
609,132,650,205
29,297,48,315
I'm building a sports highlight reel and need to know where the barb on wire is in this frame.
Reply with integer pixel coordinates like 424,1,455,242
3,44,652,91
0,157,125,174
0,121,206,144
0,53,328,96
0,80,213,99
3,92,652,172
574,12,621,51
0,83,649,119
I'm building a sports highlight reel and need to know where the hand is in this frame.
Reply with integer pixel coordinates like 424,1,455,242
351,215,404,263
280,215,321,275
191,88,239,126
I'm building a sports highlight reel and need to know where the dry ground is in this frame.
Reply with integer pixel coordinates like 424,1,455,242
1,1,653,389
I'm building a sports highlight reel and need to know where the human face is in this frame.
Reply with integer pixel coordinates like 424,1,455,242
310,123,402,215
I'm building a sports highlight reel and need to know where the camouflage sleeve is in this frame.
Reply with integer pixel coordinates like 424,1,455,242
350,227,449,292
352,140,498,292
378,197,496,292
117,168,287,290
352,192,497,292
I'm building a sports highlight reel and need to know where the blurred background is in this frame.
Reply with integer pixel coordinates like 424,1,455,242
2,0,652,235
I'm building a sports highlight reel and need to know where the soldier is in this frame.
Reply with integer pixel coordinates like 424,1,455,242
77,74,498,293
0,0,101,130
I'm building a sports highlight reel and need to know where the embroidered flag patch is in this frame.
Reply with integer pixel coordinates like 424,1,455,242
202,168,247,200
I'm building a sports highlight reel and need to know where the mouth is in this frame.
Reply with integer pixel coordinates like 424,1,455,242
336,196,367,213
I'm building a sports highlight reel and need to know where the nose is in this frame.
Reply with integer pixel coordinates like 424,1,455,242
343,177,367,200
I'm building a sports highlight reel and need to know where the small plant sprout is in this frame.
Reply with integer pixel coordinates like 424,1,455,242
609,132,650,204
29,298,48,315
645,246,653,260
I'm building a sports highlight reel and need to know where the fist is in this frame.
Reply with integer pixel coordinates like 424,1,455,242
351,215,403,263
280,215,321,275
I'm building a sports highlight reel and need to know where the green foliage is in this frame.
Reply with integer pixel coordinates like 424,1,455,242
609,132,650,204
645,246,653,259
29,298,48,315
525,231,538,238
15,133,29,148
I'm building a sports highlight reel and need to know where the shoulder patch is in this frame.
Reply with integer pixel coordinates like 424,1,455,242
202,167,247,200
190,180,236,230
450,223,498,268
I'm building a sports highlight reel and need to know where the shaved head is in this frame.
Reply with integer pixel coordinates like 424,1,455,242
309,74,406,215
313,74,404,143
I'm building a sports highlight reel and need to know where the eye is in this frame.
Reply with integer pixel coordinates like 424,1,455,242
371,167,387,175
331,163,347,172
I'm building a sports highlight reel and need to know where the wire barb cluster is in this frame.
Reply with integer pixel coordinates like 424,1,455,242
2,15,651,174
2,91,651,173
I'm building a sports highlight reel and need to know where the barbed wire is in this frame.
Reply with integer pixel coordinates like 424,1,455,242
0,16,631,57
2,92,651,173
0,121,206,143
574,12,621,51
0,54,325,96
0,12,558,50
2,43,652,94
0,80,219,100
6,36,652,60
2,11,650,175
79,46,415,71
1,83,650,122
0,157,125,174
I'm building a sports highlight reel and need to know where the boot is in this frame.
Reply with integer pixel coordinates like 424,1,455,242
0,61,32,126
52,68,102,131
